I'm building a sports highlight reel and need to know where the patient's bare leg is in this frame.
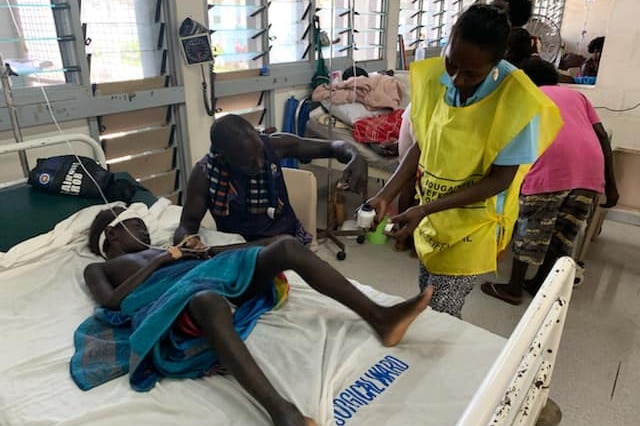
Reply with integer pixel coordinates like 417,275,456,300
251,237,433,347
188,291,315,426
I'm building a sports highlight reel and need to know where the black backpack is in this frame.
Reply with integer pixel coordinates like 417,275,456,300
28,155,114,199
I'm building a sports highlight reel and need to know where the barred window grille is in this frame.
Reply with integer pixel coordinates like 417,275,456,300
533,0,566,29
0,0,73,87
398,0,475,50
82,0,166,83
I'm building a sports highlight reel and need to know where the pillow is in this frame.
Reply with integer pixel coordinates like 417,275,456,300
320,100,385,126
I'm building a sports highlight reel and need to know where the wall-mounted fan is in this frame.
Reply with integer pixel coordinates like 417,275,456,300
525,14,562,63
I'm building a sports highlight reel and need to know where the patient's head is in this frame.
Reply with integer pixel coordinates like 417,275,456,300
445,4,510,94
520,57,559,86
210,114,264,177
89,207,151,258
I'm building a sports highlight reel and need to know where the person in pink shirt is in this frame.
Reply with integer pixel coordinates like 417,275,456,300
482,57,619,305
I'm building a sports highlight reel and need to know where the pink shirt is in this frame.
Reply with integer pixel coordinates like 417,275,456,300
521,86,605,195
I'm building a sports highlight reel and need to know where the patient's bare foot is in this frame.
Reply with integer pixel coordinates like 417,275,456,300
271,402,316,426
374,286,433,347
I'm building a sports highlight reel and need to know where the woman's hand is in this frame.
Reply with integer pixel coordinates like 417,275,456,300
387,205,427,241
364,195,390,228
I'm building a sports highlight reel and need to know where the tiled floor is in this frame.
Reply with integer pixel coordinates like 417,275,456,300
308,165,640,425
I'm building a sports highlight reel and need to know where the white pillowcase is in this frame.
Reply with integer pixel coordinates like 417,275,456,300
320,100,385,126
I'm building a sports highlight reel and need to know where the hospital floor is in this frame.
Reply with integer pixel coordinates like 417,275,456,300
307,165,640,426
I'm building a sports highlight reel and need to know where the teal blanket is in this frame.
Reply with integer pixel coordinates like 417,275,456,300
71,247,285,391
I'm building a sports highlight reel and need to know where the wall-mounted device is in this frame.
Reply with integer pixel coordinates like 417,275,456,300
178,18,214,66
178,18,216,116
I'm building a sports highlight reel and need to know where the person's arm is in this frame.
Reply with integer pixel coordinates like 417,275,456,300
592,123,619,208
389,165,518,240
174,166,209,247
84,250,175,310
366,128,421,223
204,235,290,257
268,132,368,195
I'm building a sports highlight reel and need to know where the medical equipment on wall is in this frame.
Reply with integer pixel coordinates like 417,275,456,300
178,17,216,116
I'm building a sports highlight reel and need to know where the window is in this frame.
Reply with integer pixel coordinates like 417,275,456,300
208,0,268,72
398,0,421,49
82,0,165,83
533,0,565,30
0,0,71,87
315,0,386,62
398,0,475,49
208,0,311,72
268,0,311,64
314,0,347,59
352,0,385,62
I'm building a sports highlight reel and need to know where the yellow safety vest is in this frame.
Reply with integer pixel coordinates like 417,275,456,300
410,58,562,275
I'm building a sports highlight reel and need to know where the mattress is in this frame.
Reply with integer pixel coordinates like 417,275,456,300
0,200,506,426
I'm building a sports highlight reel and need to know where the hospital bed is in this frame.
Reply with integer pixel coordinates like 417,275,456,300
0,136,576,426
0,134,156,252
305,116,399,180
304,71,412,181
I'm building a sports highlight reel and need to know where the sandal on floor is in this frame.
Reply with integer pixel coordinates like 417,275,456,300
481,283,523,306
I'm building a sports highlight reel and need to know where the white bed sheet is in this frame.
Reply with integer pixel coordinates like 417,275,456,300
0,201,506,426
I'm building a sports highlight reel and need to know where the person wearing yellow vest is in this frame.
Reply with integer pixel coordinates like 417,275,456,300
367,4,562,318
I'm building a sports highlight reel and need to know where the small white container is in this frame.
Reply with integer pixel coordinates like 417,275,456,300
357,204,376,228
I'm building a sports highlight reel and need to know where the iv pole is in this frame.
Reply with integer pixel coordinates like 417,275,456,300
0,55,29,177
315,0,367,261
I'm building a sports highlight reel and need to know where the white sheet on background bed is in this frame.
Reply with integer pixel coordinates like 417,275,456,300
0,201,506,426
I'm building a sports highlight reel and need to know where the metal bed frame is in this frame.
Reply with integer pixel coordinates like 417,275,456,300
458,257,575,426
0,133,105,189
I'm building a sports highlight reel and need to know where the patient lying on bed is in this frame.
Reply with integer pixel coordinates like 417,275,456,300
70,206,433,426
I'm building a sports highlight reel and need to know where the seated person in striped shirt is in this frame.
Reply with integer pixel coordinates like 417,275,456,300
174,114,368,249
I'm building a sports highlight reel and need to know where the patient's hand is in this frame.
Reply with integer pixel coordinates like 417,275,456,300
167,246,183,260
178,234,206,250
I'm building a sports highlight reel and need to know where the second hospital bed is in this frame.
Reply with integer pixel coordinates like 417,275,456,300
0,136,576,426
